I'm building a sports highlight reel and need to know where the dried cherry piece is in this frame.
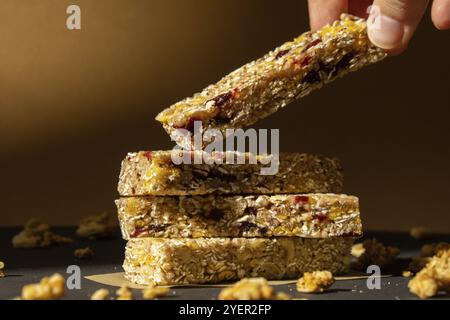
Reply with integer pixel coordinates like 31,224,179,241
294,196,309,205
313,214,328,222
131,227,148,238
275,49,290,59
143,151,153,161
185,117,202,133
212,92,233,108
148,224,168,233
304,39,322,51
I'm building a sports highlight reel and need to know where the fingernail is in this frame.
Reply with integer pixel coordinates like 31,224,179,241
367,12,405,50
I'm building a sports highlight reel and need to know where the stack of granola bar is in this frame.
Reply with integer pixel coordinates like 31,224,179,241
116,14,385,286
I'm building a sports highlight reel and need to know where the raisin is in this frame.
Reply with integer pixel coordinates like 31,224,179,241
131,227,148,238
239,222,258,232
259,227,268,235
275,49,290,59
185,117,202,133
208,209,224,221
244,207,257,216
131,187,136,195
212,92,233,108
313,214,328,222
143,151,152,162
304,39,322,51
303,70,321,84
294,196,309,205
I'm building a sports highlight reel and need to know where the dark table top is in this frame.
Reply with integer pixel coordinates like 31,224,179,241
1,227,449,300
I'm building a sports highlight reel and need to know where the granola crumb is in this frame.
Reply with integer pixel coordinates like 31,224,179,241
116,285,133,300
420,242,450,257
91,288,109,300
296,271,334,293
218,278,290,300
408,248,450,299
76,212,116,240
0,261,5,278
12,219,72,249
402,271,412,278
74,247,94,260
351,243,365,258
410,227,430,240
21,273,65,300
352,239,400,270
142,285,170,300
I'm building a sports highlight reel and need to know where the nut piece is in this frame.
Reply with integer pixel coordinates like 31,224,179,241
351,243,365,258
402,271,412,278
142,285,170,300
76,212,116,240
116,285,133,300
352,239,400,270
12,219,72,249
74,247,95,260
91,288,109,300
0,261,5,278
296,271,334,293
408,247,450,299
219,278,290,300
21,274,65,300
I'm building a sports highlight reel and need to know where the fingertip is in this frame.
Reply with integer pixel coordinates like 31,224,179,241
432,0,450,30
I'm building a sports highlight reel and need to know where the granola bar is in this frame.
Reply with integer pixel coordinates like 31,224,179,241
118,151,343,196
123,237,353,286
156,14,386,147
116,194,361,239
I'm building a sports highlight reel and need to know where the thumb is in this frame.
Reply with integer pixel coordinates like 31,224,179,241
367,0,429,54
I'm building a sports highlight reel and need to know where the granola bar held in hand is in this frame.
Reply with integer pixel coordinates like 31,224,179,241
156,14,386,146
118,151,343,196
116,194,362,239
123,237,353,286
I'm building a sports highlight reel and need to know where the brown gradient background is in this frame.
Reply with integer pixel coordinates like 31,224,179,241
1,0,449,231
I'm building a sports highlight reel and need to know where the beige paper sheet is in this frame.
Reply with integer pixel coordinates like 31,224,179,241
85,272,392,289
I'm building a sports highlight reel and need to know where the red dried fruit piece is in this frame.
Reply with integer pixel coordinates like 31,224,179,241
131,227,148,238
294,196,309,205
131,187,136,195
275,49,290,59
185,117,203,133
304,39,322,51
313,214,328,222
143,151,152,161
212,91,233,108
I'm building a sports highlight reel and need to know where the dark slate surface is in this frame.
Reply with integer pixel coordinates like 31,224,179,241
0,227,449,300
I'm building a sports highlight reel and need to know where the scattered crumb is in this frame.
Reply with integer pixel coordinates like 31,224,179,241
142,285,170,300
351,243,365,258
0,261,4,278
408,248,450,299
12,219,72,249
410,227,430,240
74,247,94,260
218,278,290,300
420,242,450,257
296,271,334,293
76,212,116,240
21,273,65,300
352,239,400,270
91,288,109,300
402,271,412,278
116,285,133,300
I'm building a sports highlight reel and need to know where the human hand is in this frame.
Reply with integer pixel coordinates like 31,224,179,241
308,0,450,54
